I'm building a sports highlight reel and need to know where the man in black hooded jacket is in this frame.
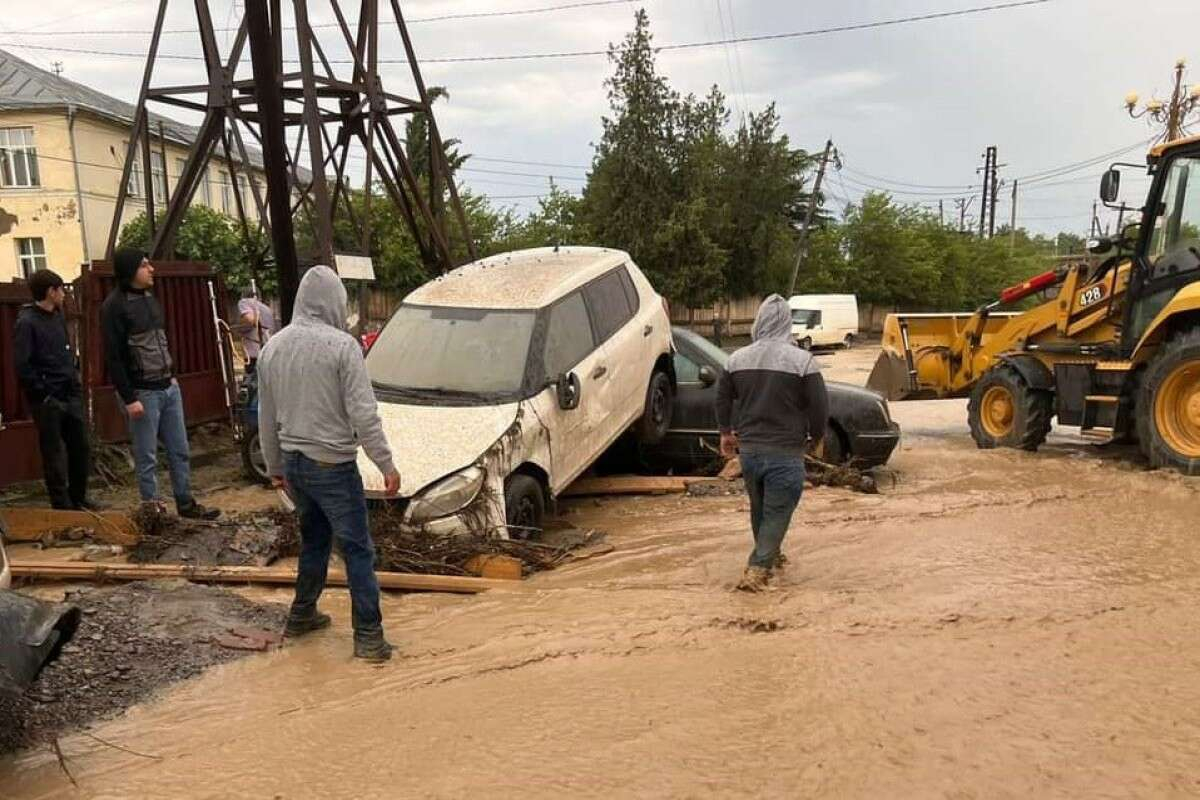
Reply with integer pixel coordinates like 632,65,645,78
101,249,219,519
13,269,100,511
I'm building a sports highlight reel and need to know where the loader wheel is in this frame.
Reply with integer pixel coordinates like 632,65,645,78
968,364,1053,451
1137,330,1200,476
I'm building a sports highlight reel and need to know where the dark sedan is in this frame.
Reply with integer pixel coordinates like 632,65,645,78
647,327,900,469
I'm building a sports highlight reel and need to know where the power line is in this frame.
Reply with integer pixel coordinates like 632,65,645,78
3,0,639,36
0,0,1054,65
1017,139,1151,184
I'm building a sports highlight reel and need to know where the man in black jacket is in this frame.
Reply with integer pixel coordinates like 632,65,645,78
716,294,828,592
13,270,100,511
101,249,218,520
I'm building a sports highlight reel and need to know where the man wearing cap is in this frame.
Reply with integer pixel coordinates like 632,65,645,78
101,249,219,519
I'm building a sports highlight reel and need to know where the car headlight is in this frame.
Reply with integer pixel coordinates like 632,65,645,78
408,467,485,523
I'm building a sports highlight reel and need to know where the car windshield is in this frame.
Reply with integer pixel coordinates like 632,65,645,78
791,309,818,326
367,304,536,396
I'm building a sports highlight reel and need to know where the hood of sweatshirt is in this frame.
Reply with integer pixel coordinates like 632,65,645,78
751,294,793,342
293,265,347,330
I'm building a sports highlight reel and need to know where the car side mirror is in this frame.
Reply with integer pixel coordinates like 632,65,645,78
556,372,581,411
697,365,717,386
1100,168,1120,204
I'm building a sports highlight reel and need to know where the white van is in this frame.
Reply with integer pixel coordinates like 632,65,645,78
358,247,676,538
788,294,859,349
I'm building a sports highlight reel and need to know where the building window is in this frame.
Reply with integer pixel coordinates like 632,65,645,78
151,152,167,204
238,174,251,218
127,152,143,198
220,170,233,214
178,157,211,206
0,127,41,188
16,237,48,278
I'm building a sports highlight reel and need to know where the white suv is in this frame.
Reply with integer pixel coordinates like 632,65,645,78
359,247,675,537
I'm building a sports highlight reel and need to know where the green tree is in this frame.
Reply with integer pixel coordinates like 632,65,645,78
118,205,273,294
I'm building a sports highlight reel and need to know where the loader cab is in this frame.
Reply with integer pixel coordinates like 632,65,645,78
1106,142,1200,353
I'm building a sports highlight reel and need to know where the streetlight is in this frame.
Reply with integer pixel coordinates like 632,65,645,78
1126,58,1200,143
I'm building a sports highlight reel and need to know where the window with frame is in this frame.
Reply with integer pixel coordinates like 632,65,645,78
150,152,167,204
220,170,233,213
673,351,702,383
583,269,635,344
543,291,596,378
1147,156,1200,263
237,174,252,217
176,158,211,206
127,150,144,198
0,128,40,188
16,237,47,278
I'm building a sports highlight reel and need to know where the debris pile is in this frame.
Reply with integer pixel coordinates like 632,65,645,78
0,580,286,754
129,504,295,567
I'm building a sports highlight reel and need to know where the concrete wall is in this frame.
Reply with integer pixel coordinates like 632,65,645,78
0,108,266,283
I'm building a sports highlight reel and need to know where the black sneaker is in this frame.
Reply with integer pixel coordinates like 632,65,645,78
178,501,220,520
284,611,332,638
74,497,109,512
353,634,394,662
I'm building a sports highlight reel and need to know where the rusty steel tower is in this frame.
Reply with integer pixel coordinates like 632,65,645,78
106,0,474,320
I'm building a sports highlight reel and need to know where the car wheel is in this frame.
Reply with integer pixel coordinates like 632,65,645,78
504,474,545,539
1137,330,1200,475
798,336,813,350
241,428,271,486
815,423,846,464
967,364,1052,451
634,369,674,446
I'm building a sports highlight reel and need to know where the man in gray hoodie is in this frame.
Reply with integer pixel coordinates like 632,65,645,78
716,294,828,591
257,266,400,661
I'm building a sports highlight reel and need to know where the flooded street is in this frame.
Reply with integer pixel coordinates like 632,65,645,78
4,346,1200,798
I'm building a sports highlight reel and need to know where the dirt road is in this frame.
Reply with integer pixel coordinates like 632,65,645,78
4,346,1200,798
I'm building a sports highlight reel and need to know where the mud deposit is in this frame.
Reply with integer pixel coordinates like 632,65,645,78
3,347,1200,798
0,581,286,755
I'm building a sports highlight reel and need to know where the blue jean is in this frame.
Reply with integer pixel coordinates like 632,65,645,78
740,451,806,569
283,451,383,637
125,380,193,507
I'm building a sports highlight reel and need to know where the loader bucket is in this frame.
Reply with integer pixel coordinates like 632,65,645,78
868,311,1024,401
867,349,918,401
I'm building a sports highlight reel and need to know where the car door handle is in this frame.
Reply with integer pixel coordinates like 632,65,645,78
643,324,654,337
591,365,607,380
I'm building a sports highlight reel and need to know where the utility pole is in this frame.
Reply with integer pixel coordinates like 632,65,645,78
955,196,973,233
988,150,1002,238
977,148,992,237
1009,179,1018,251
787,138,836,297
1126,59,1200,143
1091,201,1099,237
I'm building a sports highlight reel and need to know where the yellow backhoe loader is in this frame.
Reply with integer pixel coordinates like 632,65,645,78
868,135,1200,475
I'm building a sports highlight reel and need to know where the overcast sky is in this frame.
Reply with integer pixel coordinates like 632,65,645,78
2,0,1198,237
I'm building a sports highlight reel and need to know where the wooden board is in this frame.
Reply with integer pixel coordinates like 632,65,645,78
562,476,718,497
9,561,512,594
464,554,524,581
0,507,140,546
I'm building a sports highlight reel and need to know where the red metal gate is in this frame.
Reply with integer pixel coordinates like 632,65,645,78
0,262,230,487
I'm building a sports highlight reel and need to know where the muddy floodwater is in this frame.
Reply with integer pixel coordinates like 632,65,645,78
4,346,1200,798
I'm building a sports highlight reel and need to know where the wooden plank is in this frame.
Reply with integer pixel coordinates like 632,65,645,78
9,561,510,594
561,476,718,497
464,554,524,581
0,508,140,546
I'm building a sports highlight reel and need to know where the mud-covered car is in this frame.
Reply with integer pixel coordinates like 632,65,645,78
359,247,676,537
644,327,900,469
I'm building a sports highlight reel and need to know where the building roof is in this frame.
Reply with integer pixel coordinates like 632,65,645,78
406,247,631,310
0,46,274,172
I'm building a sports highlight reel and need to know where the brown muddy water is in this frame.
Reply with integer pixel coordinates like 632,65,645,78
3,347,1200,798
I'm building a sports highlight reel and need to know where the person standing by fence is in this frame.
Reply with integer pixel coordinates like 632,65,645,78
101,249,220,520
13,269,101,511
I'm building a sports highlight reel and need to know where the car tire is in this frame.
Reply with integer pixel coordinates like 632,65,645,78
504,474,545,539
634,369,674,446
241,427,271,486
815,423,846,465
